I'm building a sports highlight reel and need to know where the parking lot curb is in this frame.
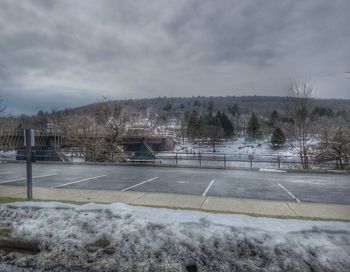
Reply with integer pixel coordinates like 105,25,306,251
1,185,349,221
4,160,350,175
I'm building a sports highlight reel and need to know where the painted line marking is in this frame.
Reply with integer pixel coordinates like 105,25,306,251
176,181,190,184
202,179,215,196
0,174,57,184
259,168,286,173
121,177,159,191
278,183,301,203
51,175,107,188
0,172,14,175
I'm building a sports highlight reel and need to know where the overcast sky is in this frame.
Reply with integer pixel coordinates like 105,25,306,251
0,0,349,115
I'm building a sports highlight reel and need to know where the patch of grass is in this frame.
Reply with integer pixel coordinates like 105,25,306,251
130,204,350,222
85,239,110,252
0,197,26,204
0,196,89,206
0,228,10,237
1,197,349,222
93,239,110,248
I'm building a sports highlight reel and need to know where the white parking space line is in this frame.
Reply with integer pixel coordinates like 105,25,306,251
0,174,57,184
121,177,159,192
0,172,14,175
51,175,107,188
175,181,190,184
202,179,215,196
278,183,301,203
259,168,286,173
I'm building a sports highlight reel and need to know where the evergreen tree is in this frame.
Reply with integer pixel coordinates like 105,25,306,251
218,112,234,137
207,101,214,113
187,110,200,138
269,110,279,125
271,127,286,148
228,103,240,117
163,102,172,111
193,100,201,107
247,113,261,138
200,111,224,152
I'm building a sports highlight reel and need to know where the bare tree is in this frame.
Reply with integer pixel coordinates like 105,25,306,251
58,98,128,162
315,114,350,169
286,81,315,169
63,115,106,161
96,97,127,161
316,128,350,169
98,98,126,138
203,124,224,152
48,108,64,131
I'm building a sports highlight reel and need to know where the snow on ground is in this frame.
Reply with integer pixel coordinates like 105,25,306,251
62,152,86,163
259,168,286,173
0,150,16,160
1,202,349,272
166,137,323,169
174,137,318,156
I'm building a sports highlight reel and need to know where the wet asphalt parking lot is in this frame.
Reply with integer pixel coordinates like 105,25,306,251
0,162,349,205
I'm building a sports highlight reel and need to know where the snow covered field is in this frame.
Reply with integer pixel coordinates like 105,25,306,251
0,202,349,272
174,137,318,156
156,137,326,169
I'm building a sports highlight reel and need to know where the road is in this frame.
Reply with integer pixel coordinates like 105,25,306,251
0,162,349,204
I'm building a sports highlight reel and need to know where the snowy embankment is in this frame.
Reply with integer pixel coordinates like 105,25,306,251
0,202,349,272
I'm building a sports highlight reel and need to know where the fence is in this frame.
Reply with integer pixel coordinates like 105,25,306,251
155,152,336,169
0,149,340,169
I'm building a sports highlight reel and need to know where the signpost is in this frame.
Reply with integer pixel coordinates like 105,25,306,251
248,154,254,168
24,129,34,200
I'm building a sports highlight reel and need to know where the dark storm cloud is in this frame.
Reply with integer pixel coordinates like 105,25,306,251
0,0,349,114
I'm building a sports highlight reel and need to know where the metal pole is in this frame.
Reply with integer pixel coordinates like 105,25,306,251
25,129,33,200
175,153,178,165
277,156,280,169
224,154,226,168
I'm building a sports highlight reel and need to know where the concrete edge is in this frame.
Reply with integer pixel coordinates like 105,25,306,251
3,160,350,175
1,186,349,221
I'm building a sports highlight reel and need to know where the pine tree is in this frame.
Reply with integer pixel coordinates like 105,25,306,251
187,110,200,138
207,101,214,113
200,111,224,152
269,110,279,125
271,127,286,148
247,113,261,138
228,103,240,117
219,112,234,137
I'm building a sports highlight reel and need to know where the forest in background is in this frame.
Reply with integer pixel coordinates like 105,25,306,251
1,92,349,169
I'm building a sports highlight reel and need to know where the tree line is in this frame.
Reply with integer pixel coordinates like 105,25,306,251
1,85,349,169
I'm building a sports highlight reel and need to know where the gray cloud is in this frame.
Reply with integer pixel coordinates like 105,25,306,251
0,0,349,114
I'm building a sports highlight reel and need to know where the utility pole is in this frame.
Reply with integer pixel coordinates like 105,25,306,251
24,129,34,200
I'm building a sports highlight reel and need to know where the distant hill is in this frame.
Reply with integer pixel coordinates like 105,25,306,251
71,96,350,116
2,95,349,131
